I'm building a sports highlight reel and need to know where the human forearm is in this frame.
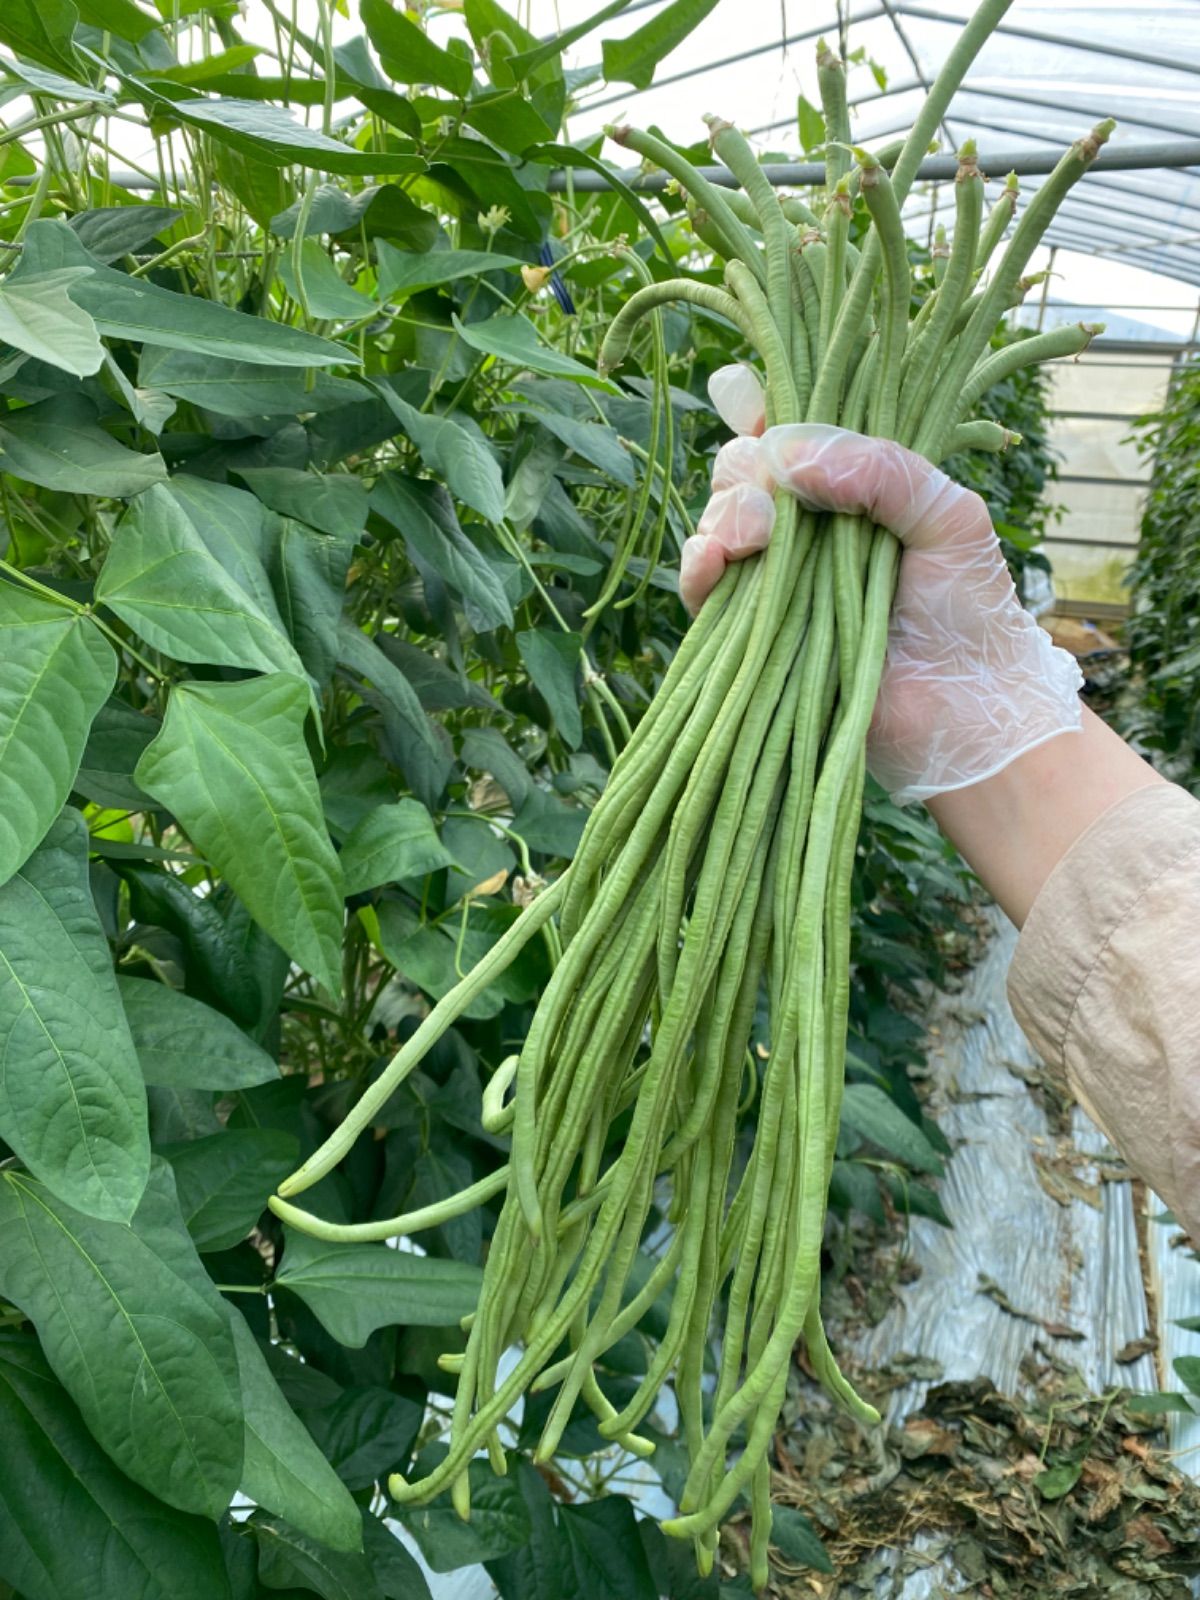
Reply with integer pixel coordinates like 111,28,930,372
927,707,1165,927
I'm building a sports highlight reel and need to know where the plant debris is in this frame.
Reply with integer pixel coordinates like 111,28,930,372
766,1351,1200,1597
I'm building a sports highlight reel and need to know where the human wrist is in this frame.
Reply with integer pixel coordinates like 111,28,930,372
927,707,1165,927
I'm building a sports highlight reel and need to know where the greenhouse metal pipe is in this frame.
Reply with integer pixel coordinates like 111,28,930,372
893,3,1200,82
547,139,1200,190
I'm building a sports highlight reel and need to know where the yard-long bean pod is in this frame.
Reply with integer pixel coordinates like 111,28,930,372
273,8,1110,1572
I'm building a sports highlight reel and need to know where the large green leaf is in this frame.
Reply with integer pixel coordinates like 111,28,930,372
0,586,115,886
601,0,722,88
274,1228,482,1347
839,1083,945,1176
231,1318,363,1555
164,1128,298,1252
374,241,524,302
0,1165,243,1518
277,239,376,320
260,518,355,689
135,675,344,996
0,269,103,376
770,1506,833,1573
0,393,167,496
559,1495,658,1599
14,220,350,367
271,182,437,251
239,466,369,540
118,975,279,1090
336,623,454,810
0,1331,232,1600
299,1386,423,1491
68,204,181,263
74,696,159,811
402,1454,531,1572
452,312,614,390
137,345,368,417
0,811,149,1221
516,627,584,748
508,0,633,77
252,1512,384,1600
339,800,455,896
371,473,514,632
501,400,635,485
140,89,427,177
0,0,80,73
118,862,263,1028
377,389,506,524
96,482,306,676
361,0,472,96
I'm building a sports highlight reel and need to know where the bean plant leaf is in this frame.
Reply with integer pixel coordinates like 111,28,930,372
452,312,615,390
97,482,305,675
134,675,345,997
336,623,455,809
771,1505,833,1572
239,466,369,541
0,1331,232,1600
14,220,350,367
601,0,722,88
164,1128,298,1252
118,862,263,1028
0,393,167,495
277,239,376,320
0,0,80,74
502,401,635,485
516,628,584,748
402,1454,532,1572
0,268,103,375
0,1165,243,1518
340,800,456,895
68,204,181,263
839,1083,945,1175
361,0,472,96
374,241,524,301
371,473,514,631
508,0,634,77
0,810,149,1221
377,388,507,525
261,517,357,688
274,1228,483,1346
117,975,279,1090
230,1316,364,1554
0,586,116,887
299,1386,424,1491
139,89,427,177
136,344,368,417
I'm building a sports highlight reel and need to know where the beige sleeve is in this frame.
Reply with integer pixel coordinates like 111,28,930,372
1007,783,1200,1242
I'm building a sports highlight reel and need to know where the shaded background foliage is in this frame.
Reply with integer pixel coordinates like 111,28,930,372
1124,355,1200,791
0,3,1057,1596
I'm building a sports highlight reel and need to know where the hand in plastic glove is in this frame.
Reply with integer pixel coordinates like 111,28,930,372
685,363,1083,806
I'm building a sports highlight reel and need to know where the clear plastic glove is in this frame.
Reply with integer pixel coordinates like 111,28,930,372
686,364,1083,807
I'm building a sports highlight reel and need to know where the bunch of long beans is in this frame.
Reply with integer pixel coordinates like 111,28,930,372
271,0,1109,1578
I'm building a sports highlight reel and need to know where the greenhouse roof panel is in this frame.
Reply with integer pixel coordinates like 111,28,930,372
559,0,1200,292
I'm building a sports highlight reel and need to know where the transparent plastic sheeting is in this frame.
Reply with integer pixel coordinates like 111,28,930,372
853,909,1157,1414
851,910,1200,1597
509,0,1200,289
1028,347,1175,606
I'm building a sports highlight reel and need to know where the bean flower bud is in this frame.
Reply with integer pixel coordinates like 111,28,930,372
521,264,553,293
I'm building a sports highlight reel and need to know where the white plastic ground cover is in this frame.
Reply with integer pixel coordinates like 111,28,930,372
845,908,1200,1596
853,909,1156,1413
